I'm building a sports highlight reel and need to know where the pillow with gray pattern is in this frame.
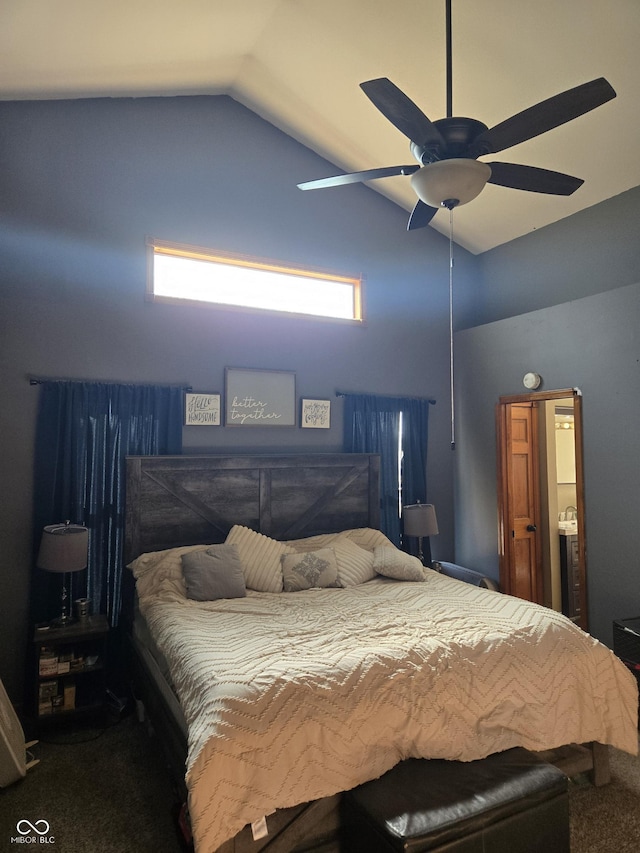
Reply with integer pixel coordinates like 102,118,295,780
281,548,339,592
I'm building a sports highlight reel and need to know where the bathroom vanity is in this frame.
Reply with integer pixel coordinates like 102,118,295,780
559,531,581,623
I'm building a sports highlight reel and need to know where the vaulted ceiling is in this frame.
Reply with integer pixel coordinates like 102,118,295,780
2,0,638,253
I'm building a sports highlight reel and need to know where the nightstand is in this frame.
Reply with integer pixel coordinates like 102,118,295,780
32,614,109,724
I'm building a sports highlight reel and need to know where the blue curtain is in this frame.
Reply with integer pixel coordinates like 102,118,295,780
32,381,183,626
343,393,433,546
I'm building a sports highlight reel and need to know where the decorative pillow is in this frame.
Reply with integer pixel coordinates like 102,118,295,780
127,544,207,579
373,546,425,582
285,528,395,554
332,537,376,587
344,527,396,552
225,525,293,593
281,548,339,592
181,544,246,601
128,544,212,605
285,532,340,553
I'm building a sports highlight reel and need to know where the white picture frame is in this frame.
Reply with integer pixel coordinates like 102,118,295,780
184,393,221,426
301,398,331,429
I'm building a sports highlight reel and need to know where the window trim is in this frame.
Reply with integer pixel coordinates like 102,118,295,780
146,238,364,324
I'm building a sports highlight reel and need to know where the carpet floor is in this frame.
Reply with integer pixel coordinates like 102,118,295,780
1,714,639,852
0,714,185,852
569,739,640,852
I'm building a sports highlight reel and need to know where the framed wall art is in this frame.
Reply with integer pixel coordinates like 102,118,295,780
301,398,331,429
184,392,221,426
225,368,296,427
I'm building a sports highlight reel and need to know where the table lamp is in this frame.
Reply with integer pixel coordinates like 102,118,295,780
37,521,89,626
402,503,439,566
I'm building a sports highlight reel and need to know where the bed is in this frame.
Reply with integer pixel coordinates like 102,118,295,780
123,453,638,853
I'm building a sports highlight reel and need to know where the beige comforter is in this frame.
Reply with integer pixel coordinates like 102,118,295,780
132,548,638,853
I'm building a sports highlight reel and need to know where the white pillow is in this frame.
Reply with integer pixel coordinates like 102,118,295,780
127,544,211,604
286,527,394,554
127,544,206,579
332,537,376,587
344,527,396,551
285,532,341,553
373,546,425,582
225,525,293,593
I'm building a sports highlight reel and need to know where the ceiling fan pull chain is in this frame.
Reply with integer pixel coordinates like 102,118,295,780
449,207,455,451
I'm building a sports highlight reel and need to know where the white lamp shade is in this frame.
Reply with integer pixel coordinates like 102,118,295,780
37,523,88,573
403,504,439,538
410,159,491,209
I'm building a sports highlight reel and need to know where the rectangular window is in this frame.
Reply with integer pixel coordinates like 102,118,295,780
147,239,363,322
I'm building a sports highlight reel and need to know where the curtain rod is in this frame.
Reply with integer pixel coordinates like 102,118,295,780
336,390,436,404
29,376,192,391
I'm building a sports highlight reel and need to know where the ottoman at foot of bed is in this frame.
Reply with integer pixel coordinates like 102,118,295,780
341,747,569,853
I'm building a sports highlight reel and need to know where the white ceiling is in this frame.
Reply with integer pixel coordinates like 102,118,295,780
1,0,638,254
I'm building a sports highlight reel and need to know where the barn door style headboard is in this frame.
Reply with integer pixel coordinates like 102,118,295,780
124,453,381,563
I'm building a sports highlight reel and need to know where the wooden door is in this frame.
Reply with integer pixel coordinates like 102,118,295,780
498,402,543,603
497,389,588,628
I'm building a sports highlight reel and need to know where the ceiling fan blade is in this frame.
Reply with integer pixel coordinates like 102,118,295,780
468,78,616,157
407,199,439,231
297,164,419,191
488,162,583,195
360,78,446,151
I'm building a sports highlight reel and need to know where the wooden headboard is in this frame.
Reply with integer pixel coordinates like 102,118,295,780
124,453,380,564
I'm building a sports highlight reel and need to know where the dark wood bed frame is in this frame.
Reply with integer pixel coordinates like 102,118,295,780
123,452,608,853
124,453,381,853
125,453,380,559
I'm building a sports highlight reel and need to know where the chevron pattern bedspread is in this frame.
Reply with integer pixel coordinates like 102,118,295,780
134,555,638,853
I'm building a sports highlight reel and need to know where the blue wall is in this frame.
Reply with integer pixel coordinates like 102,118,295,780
475,185,640,327
0,95,478,702
455,196,640,646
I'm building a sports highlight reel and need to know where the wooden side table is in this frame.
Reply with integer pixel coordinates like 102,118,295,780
32,614,109,724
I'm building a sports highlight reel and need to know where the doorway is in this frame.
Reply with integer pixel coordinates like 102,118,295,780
496,388,588,630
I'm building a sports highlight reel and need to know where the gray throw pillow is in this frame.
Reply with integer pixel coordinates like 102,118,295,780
181,544,246,601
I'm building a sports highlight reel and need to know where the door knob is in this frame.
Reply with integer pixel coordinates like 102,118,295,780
526,524,537,532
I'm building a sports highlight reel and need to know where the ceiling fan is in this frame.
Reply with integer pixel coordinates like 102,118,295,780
297,0,616,231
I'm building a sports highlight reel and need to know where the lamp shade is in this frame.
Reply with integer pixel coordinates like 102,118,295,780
403,503,439,538
410,159,491,209
37,523,88,573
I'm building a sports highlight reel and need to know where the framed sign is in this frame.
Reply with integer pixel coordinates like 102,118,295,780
225,368,296,427
185,393,221,426
301,399,331,429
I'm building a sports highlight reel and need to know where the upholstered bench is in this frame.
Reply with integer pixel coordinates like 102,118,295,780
342,748,569,852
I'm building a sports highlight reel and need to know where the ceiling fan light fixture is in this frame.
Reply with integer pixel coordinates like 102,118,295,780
410,159,491,209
